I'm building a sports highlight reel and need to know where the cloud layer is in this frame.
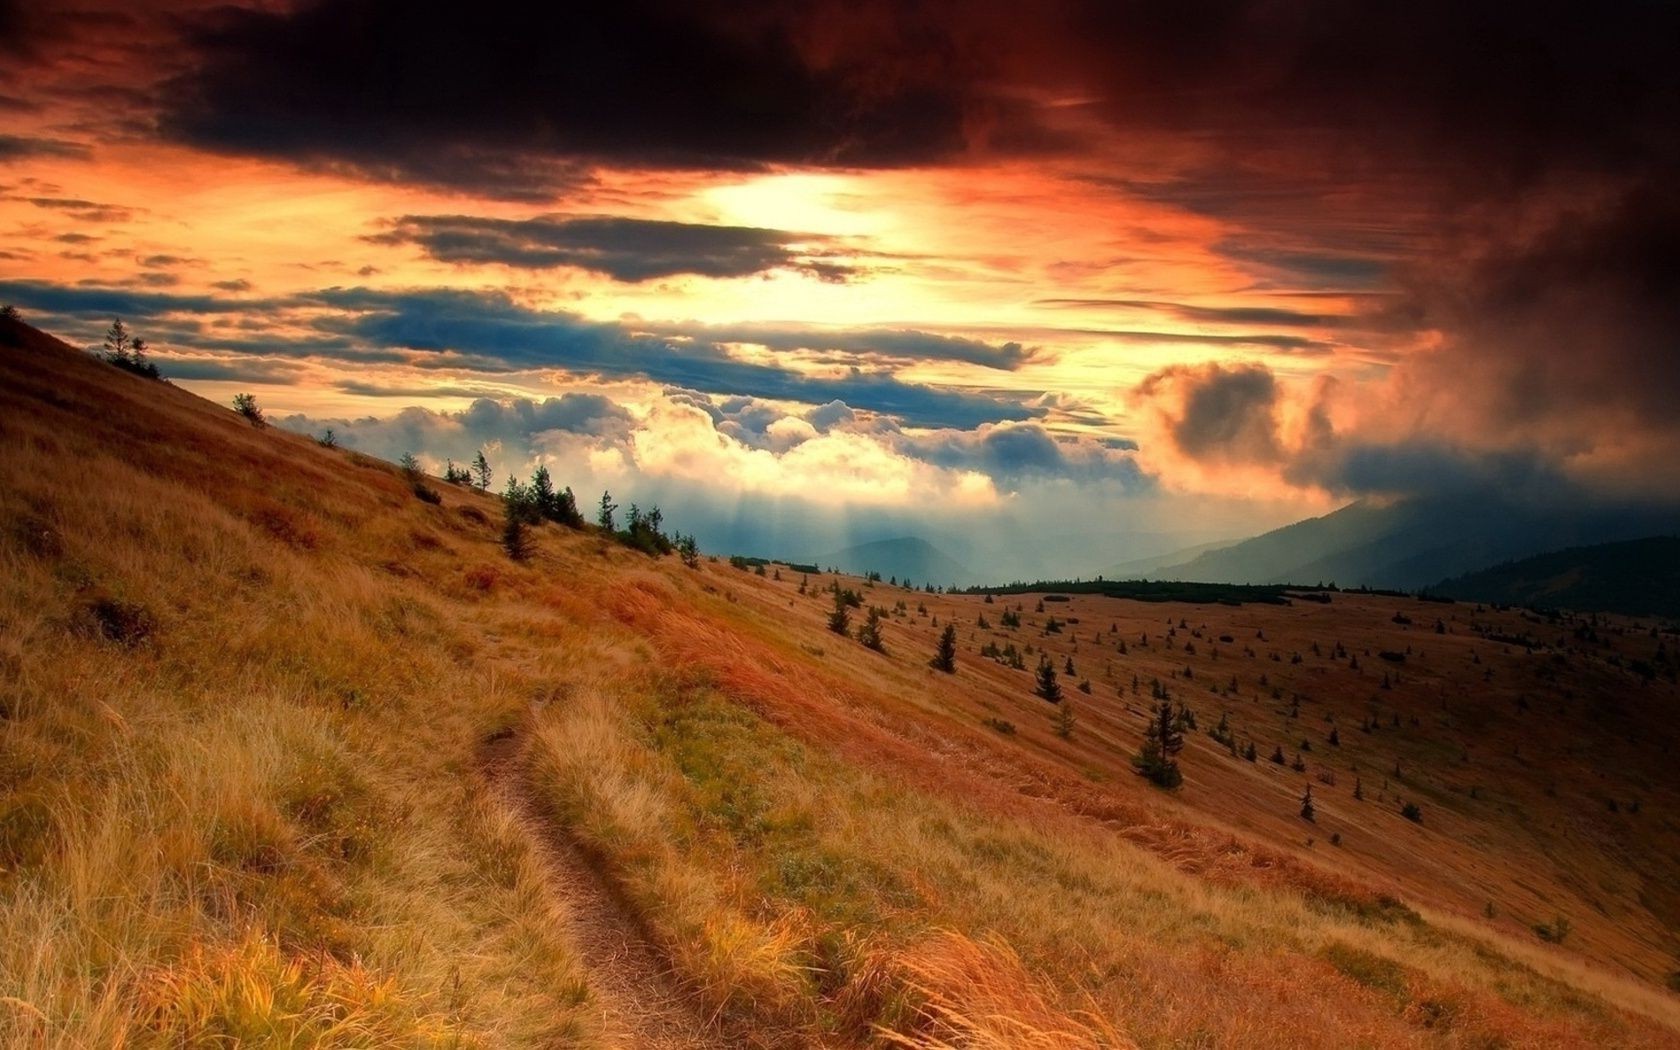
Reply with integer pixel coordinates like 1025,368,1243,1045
372,214,853,282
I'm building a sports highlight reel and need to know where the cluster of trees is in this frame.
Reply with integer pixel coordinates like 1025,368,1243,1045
442,451,495,491
393,449,697,567
232,393,265,427
97,319,162,380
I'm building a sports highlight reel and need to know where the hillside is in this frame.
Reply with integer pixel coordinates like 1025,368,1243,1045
1434,536,1680,618
817,535,972,587
5,314,1680,1047
1155,496,1680,591
1100,538,1238,580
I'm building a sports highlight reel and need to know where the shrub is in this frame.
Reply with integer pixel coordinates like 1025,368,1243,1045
1054,701,1075,739
1534,916,1572,944
501,490,533,561
984,717,1016,735
858,607,887,653
232,393,265,427
1401,801,1423,823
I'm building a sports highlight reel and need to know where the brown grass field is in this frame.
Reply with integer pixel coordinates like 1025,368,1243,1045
3,313,1679,1047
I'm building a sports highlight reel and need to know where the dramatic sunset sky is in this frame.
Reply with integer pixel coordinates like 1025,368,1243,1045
3,1,1677,576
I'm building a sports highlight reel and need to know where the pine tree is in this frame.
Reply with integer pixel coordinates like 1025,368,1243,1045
1243,740,1258,762
859,607,886,652
1353,777,1364,801
555,486,584,527
503,476,539,525
531,465,557,519
1055,700,1076,739
827,590,851,636
1034,657,1063,703
597,490,617,531
932,624,957,673
127,336,160,378
471,450,492,491
1300,785,1316,822
399,452,421,479
678,533,700,568
501,497,532,561
1138,699,1184,787
101,318,132,365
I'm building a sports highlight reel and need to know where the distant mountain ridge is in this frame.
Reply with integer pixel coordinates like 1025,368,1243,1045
818,536,971,586
1150,496,1680,591
1100,538,1236,580
1433,535,1680,617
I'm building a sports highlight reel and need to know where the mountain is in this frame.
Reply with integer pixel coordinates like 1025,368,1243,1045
1433,535,1680,617
6,314,1680,1046
817,535,971,585
1100,538,1238,580
1153,495,1680,591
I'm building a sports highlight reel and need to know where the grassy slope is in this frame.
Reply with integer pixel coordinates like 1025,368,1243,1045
3,317,1679,1047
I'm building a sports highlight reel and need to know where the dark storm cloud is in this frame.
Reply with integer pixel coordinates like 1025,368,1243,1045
1287,442,1566,502
1215,246,1391,289
1061,1,1680,188
1035,298,1336,328
642,321,1030,370
0,278,261,316
157,0,1032,198
375,214,852,282
1067,327,1332,355
1395,185,1680,433
0,134,87,161
152,356,306,383
1136,362,1281,463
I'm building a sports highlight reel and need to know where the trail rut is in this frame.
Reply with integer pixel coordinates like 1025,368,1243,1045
479,727,729,1050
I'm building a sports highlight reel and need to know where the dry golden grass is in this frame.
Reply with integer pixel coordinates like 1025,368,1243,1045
3,315,1679,1047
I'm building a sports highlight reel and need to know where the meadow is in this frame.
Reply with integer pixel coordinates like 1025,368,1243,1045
3,316,1678,1047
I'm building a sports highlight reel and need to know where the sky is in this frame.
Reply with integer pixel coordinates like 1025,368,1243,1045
2,1,1677,579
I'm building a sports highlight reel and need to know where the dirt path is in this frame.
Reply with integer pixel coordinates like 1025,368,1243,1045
478,727,730,1050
